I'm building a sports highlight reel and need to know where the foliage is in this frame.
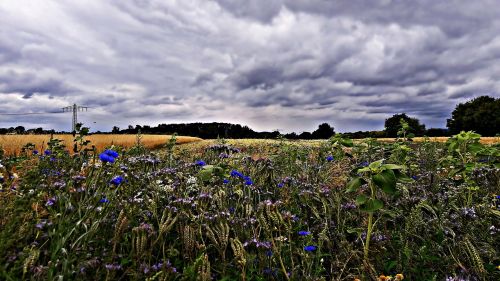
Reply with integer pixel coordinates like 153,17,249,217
0,132,499,280
384,113,426,138
311,123,335,139
447,95,500,136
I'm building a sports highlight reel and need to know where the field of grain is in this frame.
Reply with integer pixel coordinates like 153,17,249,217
0,134,202,155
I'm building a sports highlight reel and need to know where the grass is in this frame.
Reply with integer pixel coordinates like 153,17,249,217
0,134,202,155
0,133,498,280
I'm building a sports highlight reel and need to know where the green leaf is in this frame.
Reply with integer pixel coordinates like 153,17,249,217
382,164,404,170
372,169,397,194
394,170,413,183
359,198,384,212
346,177,366,193
356,194,369,205
346,227,364,234
198,165,214,182
369,160,383,170
340,138,354,147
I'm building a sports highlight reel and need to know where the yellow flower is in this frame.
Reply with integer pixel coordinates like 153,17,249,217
396,273,404,280
378,275,387,281
497,265,500,270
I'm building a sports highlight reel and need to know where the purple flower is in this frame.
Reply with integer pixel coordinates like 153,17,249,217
44,150,51,156
105,263,122,271
359,161,369,167
223,179,229,184
45,197,56,206
33,150,39,155
277,182,284,188
266,250,273,257
326,155,334,162
304,245,317,252
110,176,124,186
298,230,310,236
99,198,109,203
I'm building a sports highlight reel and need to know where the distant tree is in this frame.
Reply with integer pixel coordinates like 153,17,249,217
384,113,426,137
112,126,120,134
425,128,450,137
311,123,335,139
299,132,313,139
14,126,25,134
446,96,500,136
284,132,299,139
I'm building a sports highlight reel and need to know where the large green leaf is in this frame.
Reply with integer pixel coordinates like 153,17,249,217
359,198,384,213
346,177,366,193
394,170,413,183
372,169,397,194
356,194,369,205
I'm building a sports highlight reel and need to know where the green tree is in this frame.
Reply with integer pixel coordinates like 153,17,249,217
446,95,500,136
311,123,335,139
384,113,426,137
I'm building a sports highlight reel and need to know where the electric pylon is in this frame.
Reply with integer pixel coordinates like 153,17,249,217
62,104,88,132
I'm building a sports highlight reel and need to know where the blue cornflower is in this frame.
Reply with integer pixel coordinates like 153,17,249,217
33,150,39,155
496,195,500,200
99,198,110,203
298,230,310,236
230,170,244,178
277,182,284,188
223,179,230,184
266,250,273,257
304,245,317,252
411,175,419,180
104,149,119,158
244,176,253,185
326,155,334,162
359,161,369,167
195,160,206,166
229,207,235,213
44,149,51,156
110,176,124,186
99,152,115,163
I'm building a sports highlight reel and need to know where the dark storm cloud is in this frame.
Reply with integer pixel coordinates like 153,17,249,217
0,0,499,132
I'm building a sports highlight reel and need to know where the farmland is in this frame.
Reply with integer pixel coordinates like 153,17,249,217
0,134,202,156
0,131,499,280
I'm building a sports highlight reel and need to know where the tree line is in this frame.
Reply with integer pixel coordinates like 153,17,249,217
2,95,498,138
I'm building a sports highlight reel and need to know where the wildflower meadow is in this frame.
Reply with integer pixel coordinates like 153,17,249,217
0,125,499,280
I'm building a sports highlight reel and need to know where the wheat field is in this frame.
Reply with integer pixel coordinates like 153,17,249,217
0,134,202,155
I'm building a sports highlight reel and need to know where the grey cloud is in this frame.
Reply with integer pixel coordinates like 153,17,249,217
0,0,499,133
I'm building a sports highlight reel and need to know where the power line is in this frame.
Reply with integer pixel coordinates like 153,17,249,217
0,112,63,116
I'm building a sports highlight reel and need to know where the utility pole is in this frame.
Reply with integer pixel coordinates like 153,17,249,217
62,104,88,132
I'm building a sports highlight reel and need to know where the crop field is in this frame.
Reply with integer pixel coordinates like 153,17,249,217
0,131,499,280
0,134,202,156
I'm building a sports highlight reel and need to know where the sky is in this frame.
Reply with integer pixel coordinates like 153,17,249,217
0,0,499,133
